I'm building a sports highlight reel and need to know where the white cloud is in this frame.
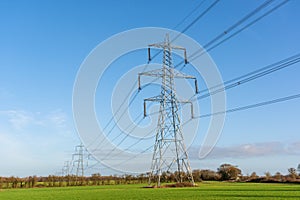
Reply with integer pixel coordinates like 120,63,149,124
0,109,79,176
189,141,300,160
47,110,68,128
285,141,300,154
0,109,72,135
4,110,35,130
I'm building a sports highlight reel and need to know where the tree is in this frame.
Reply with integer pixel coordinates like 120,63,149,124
192,170,202,182
91,173,101,185
160,171,168,183
218,164,242,181
288,168,297,179
137,173,147,184
274,172,282,181
11,176,19,188
264,171,271,180
250,172,259,179
124,174,132,184
200,169,218,181
31,176,37,188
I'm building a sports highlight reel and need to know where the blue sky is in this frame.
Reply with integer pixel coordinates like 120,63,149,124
0,0,300,177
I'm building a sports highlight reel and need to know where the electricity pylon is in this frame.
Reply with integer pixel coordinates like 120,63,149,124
138,34,198,186
62,161,70,176
72,143,86,182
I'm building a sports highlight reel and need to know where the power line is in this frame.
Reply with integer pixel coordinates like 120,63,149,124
193,93,300,119
97,125,157,163
101,117,145,160
99,53,300,164
99,0,290,153
78,2,219,171
142,0,283,90
193,54,300,101
106,124,156,159
85,144,154,174
173,0,207,30
82,1,292,173
197,53,300,95
202,0,275,49
123,0,285,130
135,0,289,118
88,1,217,157
172,0,220,41
148,0,220,65
176,0,288,70
88,91,139,152
129,1,284,142
95,92,300,173
90,53,300,172
185,0,290,65
110,145,154,168
144,53,300,117
193,53,300,101
85,83,139,150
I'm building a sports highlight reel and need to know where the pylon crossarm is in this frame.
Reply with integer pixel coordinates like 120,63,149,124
144,95,162,102
138,69,164,90
143,96,162,117
148,35,188,64
139,69,163,77
173,71,195,79
148,42,167,49
149,43,186,51
170,45,185,50
170,46,187,64
173,71,199,94
179,100,194,119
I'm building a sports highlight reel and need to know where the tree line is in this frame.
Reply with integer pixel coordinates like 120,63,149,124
1,164,300,189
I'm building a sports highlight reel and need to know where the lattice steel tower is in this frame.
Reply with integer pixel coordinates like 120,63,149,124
72,144,85,178
138,34,198,186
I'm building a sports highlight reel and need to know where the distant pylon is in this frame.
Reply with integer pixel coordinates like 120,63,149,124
62,161,70,176
72,143,86,178
138,34,198,186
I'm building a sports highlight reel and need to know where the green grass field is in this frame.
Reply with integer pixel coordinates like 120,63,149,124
1,182,300,200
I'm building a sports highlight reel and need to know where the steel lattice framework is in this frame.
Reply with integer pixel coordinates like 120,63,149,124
72,144,85,181
138,34,198,186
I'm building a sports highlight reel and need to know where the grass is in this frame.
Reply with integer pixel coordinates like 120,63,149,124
1,182,300,199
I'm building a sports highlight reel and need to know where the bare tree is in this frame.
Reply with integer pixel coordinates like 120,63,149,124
288,168,297,180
